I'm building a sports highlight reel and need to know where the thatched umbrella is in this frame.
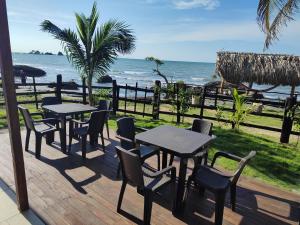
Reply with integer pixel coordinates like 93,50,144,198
216,51,300,96
13,65,46,108
13,65,46,84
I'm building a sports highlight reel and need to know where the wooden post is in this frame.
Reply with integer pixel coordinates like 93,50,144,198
112,80,117,115
134,82,138,112
152,80,161,120
82,77,87,104
33,77,38,109
280,96,296,143
176,83,181,124
143,87,147,117
214,87,218,107
124,84,128,115
200,86,206,118
0,0,29,211
232,99,236,129
56,74,62,102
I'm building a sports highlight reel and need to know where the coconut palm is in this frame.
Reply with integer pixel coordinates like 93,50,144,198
41,2,135,104
257,0,299,49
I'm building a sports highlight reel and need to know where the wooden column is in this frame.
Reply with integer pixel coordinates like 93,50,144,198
152,80,161,120
0,0,29,211
33,77,38,109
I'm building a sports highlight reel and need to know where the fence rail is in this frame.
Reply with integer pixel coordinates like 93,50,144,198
0,75,299,142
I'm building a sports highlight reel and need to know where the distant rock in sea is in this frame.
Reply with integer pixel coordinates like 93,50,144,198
58,51,64,56
44,52,54,55
97,75,113,83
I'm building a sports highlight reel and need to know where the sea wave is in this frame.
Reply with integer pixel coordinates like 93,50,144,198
124,71,147,75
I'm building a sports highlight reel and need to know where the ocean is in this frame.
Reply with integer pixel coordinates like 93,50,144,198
12,53,299,99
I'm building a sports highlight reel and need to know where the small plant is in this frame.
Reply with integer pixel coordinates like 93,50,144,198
93,88,112,104
230,88,252,131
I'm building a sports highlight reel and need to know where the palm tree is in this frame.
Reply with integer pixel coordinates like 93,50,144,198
41,2,135,104
145,56,169,85
257,0,299,49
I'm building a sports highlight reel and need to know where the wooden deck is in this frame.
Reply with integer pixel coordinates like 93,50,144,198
0,128,299,225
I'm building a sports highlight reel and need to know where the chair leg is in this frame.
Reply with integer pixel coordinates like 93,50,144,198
144,190,153,225
157,152,160,170
169,154,174,166
230,184,236,211
45,131,54,145
106,121,110,138
35,134,42,159
68,134,73,153
215,191,226,225
116,162,121,178
25,129,31,152
101,134,105,152
81,135,87,159
117,181,127,212
203,152,208,165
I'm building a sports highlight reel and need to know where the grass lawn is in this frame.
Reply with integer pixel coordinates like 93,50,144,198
0,98,299,193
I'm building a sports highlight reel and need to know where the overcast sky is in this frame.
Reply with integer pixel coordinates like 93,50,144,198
6,0,300,62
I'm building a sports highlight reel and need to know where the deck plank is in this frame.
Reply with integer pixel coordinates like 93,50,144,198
0,128,299,225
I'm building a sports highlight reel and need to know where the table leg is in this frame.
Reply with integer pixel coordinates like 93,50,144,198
59,116,67,153
173,157,188,215
162,151,168,169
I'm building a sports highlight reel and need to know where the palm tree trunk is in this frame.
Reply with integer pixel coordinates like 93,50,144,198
87,79,93,105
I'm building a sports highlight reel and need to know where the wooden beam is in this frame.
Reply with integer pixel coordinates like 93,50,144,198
0,0,29,211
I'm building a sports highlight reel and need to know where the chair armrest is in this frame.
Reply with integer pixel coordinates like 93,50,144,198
30,112,44,118
135,127,148,133
34,118,58,123
143,166,176,179
71,118,89,125
211,151,242,167
115,135,135,143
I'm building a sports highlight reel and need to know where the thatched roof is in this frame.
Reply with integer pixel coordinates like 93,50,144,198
13,65,46,77
216,51,300,87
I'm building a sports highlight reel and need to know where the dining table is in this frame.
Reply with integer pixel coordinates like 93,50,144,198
42,103,97,153
135,125,213,215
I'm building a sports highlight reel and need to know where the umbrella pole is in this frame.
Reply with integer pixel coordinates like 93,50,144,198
0,0,29,211
33,77,38,109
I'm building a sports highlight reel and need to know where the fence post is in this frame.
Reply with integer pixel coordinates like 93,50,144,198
82,77,87,104
134,82,138,112
200,86,206,118
56,74,62,102
231,99,236,129
176,83,181,124
32,77,38,109
112,80,117,115
152,80,161,120
280,96,296,143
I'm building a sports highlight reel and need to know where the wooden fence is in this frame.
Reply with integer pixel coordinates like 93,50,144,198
1,74,299,142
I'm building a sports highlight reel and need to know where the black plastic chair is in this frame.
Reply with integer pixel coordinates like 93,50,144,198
97,100,111,138
18,106,58,158
116,146,176,225
68,110,108,158
188,119,213,165
185,150,256,225
116,117,160,176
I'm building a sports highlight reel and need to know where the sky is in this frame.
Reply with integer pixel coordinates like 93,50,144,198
6,0,300,63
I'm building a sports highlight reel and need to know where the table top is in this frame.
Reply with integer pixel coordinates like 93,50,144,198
42,103,97,115
135,125,213,157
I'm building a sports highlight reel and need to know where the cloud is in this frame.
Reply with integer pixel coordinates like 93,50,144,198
173,0,220,10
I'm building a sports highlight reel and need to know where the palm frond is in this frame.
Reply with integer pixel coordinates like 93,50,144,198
40,20,86,75
257,0,299,49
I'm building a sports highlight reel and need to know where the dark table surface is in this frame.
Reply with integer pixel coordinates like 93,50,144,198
42,103,97,115
135,125,212,157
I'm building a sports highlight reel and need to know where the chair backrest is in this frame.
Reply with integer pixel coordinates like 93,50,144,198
18,106,35,131
41,96,61,106
116,146,144,187
116,117,136,150
97,100,111,110
232,151,256,184
191,119,213,136
87,110,108,135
